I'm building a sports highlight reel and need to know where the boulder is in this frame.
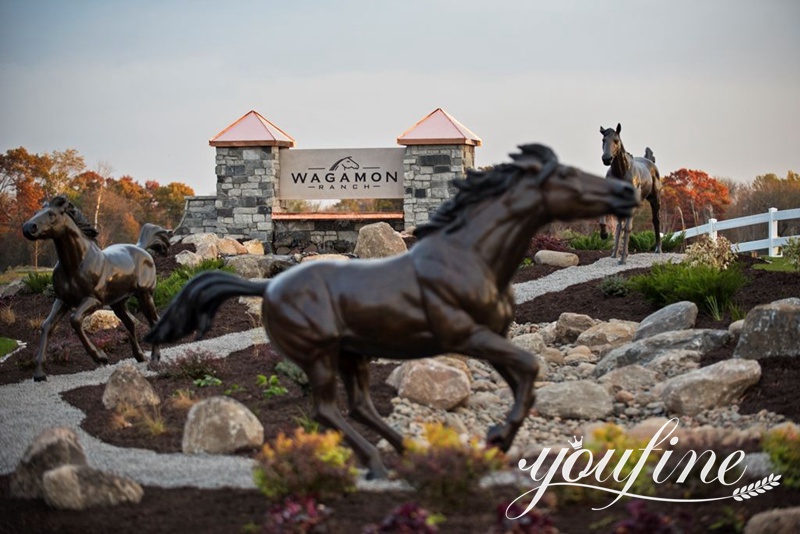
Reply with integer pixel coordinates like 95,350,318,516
300,253,350,263
353,222,407,259
183,233,221,260
744,506,800,534
10,427,88,499
733,298,800,359
661,359,761,416
182,396,264,454
555,313,598,345
594,329,730,377
511,333,546,355
216,237,248,256
42,465,143,510
633,301,698,341
576,320,637,351
0,278,27,298
82,310,123,334
242,239,265,255
102,363,161,410
225,254,298,278
175,250,202,268
391,359,471,411
533,250,579,267
535,380,613,419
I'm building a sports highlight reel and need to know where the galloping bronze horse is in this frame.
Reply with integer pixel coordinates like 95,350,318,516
22,196,170,381
600,123,662,264
145,144,638,478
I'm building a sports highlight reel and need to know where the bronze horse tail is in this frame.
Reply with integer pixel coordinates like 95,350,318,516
137,223,172,256
144,271,267,343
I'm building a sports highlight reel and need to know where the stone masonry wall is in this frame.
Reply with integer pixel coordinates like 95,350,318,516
272,218,404,254
174,196,218,236
214,146,281,241
402,145,475,229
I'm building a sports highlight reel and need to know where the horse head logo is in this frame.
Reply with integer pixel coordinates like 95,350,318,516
330,156,360,171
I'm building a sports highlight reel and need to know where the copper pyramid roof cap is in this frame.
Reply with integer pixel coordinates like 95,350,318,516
209,110,295,148
397,108,481,146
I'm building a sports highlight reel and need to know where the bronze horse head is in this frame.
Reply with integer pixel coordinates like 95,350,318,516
146,144,638,478
22,196,170,381
600,123,662,264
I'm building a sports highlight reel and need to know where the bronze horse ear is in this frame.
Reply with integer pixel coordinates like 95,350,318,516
616,123,622,134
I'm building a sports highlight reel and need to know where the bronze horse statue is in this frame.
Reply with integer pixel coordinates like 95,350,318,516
599,123,662,264
145,144,638,478
22,196,170,381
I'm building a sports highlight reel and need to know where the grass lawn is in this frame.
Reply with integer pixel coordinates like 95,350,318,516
753,256,799,272
0,337,19,358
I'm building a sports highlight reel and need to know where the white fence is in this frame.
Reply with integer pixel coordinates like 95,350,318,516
683,207,800,256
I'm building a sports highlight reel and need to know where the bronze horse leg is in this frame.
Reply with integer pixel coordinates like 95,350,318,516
111,301,147,363
69,297,108,365
33,299,69,381
135,290,162,362
613,216,634,264
306,354,390,479
649,194,662,253
338,353,405,452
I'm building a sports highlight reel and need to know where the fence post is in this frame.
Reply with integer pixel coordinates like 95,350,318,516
768,207,780,256
708,218,718,241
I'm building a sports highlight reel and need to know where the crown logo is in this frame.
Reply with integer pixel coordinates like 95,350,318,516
567,436,583,449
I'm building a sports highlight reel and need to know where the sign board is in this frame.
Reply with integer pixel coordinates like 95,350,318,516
280,148,405,200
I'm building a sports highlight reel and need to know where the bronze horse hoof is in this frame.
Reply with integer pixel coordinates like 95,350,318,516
33,375,47,383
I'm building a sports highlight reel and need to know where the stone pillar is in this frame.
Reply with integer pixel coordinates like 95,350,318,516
401,144,476,229
214,146,282,242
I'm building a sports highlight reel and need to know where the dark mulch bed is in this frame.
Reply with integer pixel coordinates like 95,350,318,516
2,248,799,533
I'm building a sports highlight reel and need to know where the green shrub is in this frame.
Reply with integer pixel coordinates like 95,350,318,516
254,428,357,502
684,234,737,271
132,258,233,311
782,236,800,271
599,274,630,297
23,272,53,294
762,423,800,488
660,231,685,252
628,262,746,316
397,423,506,509
565,230,612,251
628,230,658,253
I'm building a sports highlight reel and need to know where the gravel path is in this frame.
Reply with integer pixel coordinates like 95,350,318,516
0,253,682,489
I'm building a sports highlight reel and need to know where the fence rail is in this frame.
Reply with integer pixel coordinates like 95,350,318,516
682,207,800,256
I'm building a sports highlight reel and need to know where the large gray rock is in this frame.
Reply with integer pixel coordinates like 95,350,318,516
533,250,579,267
644,349,702,378
661,359,761,416
391,359,471,410
242,239,265,255
42,465,144,510
102,363,161,410
555,313,598,345
353,222,407,259
744,506,800,534
535,380,613,419
597,364,659,394
10,427,88,499
175,250,202,268
182,396,264,454
594,329,730,377
633,301,698,341
0,278,27,298
224,254,298,279
511,333,546,354
733,298,800,359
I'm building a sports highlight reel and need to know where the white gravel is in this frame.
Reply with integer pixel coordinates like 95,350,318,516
0,252,682,489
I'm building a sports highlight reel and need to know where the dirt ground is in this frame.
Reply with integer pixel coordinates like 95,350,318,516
1,248,799,533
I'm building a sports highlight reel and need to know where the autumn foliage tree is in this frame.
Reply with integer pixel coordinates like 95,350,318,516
0,146,194,271
660,169,731,232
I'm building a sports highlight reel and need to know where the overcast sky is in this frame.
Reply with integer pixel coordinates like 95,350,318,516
1,0,798,196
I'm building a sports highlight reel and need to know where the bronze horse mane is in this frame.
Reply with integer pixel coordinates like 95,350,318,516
22,196,171,381
145,143,638,478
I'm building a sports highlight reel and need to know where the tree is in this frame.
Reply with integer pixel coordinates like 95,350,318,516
660,169,731,231
149,181,195,228
0,147,48,267
726,171,800,241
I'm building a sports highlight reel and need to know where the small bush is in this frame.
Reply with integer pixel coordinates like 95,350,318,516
684,234,737,271
782,236,800,271
628,262,746,316
158,349,225,380
628,231,658,253
261,496,332,534
565,230,611,251
762,423,800,488
0,303,16,325
363,502,444,533
529,234,569,254
660,231,685,253
193,374,222,388
397,423,505,509
257,373,288,398
599,274,630,297
254,428,357,502
133,258,233,311
23,272,53,294
612,501,691,534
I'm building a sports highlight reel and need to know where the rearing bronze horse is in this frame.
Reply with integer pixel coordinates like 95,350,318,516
145,144,638,478
600,123,662,264
22,196,170,381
